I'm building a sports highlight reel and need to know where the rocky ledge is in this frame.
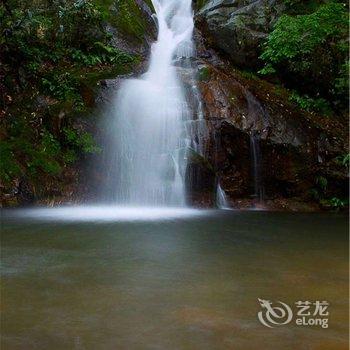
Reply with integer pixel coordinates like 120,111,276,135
181,31,348,210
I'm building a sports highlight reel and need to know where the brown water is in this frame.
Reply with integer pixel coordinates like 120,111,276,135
1,208,349,349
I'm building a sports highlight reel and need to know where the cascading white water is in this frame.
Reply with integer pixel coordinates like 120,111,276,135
216,183,229,209
107,0,194,206
250,134,264,202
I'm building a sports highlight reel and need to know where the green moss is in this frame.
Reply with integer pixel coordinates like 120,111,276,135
102,0,153,41
196,0,209,10
80,57,139,84
197,66,211,82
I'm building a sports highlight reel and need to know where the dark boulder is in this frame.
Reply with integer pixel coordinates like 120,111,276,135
196,0,285,68
181,148,217,207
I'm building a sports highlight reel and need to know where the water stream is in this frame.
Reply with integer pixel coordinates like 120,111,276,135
104,0,194,206
250,133,264,202
216,182,229,209
101,0,229,208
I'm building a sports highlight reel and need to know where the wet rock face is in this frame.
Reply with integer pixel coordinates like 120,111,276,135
108,0,156,57
196,0,285,68
194,61,348,205
183,148,217,207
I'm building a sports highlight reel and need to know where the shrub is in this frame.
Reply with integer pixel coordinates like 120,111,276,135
63,127,101,154
259,2,349,111
289,92,332,115
0,141,21,184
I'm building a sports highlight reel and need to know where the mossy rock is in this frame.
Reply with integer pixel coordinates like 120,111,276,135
197,66,211,82
99,0,155,42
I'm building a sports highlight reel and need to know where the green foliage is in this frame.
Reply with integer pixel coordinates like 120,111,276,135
258,65,276,75
56,0,107,49
0,141,21,183
0,129,62,184
26,130,60,175
259,2,349,112
335,153,350,168
239,69,260,80
0,0,137,188
260,3,348,65
40,71,87,113
316,176,328,191
92,41,135,64
1,0,136,96
197,66,211,81
63,149,78,165
321,197,349,210
289,92,332,115
63,127,101,154
310,175,328,201
41,72,80,101
0,123,101,185
312,171,348,210
341,154,350,168
334,61,349,100
28,131,62,176
68,43,135,66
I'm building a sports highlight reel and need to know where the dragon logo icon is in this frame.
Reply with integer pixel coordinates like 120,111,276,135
258,298,293,328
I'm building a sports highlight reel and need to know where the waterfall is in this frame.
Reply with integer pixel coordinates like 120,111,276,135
104,0,194,206
245,90,267,205
250,134,264,202
216,183,229,209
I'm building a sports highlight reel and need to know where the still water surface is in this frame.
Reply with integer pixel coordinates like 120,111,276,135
1,208,348,349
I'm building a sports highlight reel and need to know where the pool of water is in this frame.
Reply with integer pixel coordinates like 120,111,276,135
1,208,348,349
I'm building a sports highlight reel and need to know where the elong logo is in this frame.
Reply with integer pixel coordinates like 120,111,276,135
258,299,293,328
257,299,329,329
